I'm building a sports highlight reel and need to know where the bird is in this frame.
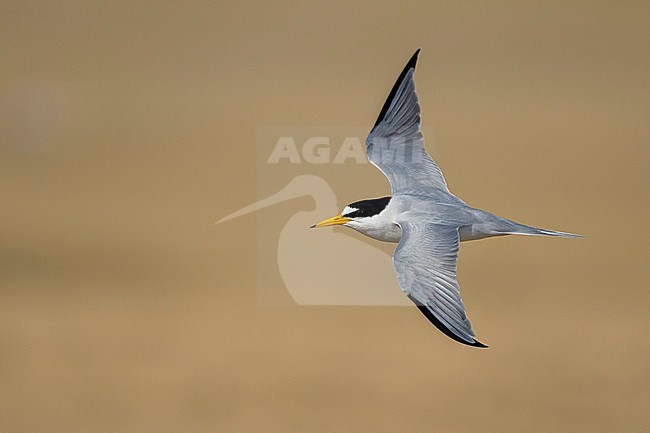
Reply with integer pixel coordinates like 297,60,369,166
310,49,581,347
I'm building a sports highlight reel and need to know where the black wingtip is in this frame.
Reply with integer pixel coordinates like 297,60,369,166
406,48,421,68
372,49,421,129
408,295,489,349
471,339,489,349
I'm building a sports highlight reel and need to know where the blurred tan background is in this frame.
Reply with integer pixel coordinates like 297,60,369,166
1,1,649,432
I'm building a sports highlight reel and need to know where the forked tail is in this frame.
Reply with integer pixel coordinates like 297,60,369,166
463,210,584,240
490,216,584,238
507,225,584,238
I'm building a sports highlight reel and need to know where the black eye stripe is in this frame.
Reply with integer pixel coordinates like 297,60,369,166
344,197,391,218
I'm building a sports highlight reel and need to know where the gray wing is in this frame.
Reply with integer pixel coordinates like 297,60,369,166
366,49,449,195
394,221,487,347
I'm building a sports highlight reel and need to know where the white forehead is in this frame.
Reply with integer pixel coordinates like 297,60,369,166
342,206,357,216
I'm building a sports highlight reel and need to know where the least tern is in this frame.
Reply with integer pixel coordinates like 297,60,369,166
311,49,581,347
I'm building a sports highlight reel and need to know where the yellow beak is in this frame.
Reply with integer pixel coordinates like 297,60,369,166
310,214,350,229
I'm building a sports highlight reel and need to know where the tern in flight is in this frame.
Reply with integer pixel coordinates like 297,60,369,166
311,49,581,347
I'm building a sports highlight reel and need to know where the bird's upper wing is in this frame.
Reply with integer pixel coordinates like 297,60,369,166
393,221,487,347
365,49,449,195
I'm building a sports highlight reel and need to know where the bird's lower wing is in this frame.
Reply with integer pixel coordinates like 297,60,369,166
393,221,487,347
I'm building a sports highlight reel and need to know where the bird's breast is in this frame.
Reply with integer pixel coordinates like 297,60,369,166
351,222,402,243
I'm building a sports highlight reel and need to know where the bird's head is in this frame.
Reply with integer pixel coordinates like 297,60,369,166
310,197,391,229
